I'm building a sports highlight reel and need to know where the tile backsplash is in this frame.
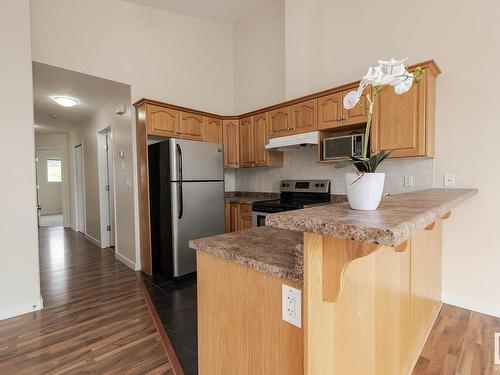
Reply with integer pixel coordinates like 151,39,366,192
225,147,433,194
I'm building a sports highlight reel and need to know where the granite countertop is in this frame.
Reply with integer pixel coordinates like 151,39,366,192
266,188,478,247
224,192,279,204
189,226,304,284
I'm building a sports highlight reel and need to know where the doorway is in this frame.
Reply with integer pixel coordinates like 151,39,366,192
98,128,115,249
36,149,64,227
74,144,86,234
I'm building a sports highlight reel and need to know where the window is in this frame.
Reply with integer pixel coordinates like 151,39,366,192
47,159,62,182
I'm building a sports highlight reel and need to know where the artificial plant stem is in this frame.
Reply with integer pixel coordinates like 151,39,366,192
363,101,374,159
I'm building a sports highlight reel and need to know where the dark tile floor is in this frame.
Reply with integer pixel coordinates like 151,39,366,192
141,273,198,375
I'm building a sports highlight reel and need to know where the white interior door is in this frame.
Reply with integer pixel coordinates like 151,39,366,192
105,134,115,247
75,145,85,233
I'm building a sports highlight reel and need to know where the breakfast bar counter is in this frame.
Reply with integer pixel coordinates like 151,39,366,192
189,188,477,375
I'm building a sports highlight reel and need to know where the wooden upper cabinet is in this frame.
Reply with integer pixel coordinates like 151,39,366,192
290,99,318,134
371,66,437,158
239,116,254,168
318,92,343,129
223,119,239,168
342,87,370,126
253,113,269,167
269,108,292,138
205,117,223,144
146,104,179,137
179,111,204,141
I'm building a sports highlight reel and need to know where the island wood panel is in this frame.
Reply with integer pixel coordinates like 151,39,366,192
205,117,223,143
136,103,152,275
146,104,179,137
223,119,239,168
304,233,411,375
409,219,443,370
197,251,303,375
179,111,204,141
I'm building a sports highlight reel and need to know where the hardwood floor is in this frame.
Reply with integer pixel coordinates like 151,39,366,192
0,227,173,374
413,304,500,375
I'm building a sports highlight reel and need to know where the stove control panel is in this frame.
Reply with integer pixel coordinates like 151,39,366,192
280,180,330,193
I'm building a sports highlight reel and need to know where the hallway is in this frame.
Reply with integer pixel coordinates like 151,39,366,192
0,227,173,374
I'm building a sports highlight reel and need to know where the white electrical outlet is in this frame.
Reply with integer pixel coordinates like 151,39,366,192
404,175,415,187
443,173,455,187
282,285,302,328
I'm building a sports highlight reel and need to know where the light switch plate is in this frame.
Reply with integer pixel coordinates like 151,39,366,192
444,173,455,187
282,284,302,328
404,175,415,187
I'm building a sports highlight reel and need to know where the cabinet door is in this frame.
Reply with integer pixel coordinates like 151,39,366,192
230,203,240,232
372,78,426,157
179,112,204,141
290,99,318,134
253,113,268,167
146,104,179,137
269,107,292,138
223,120,240,168
239,116,254,168
318,92,343,130
239,204,253,230
342,87,370,126
224,202,231,233
206,117,223,144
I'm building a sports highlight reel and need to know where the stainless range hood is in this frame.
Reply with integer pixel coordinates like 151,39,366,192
265,131,319,150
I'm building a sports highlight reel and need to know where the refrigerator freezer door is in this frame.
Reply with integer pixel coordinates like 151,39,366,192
169,139,224,181
170,180,224,277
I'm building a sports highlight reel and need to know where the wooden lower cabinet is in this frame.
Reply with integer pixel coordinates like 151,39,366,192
225,202,253,232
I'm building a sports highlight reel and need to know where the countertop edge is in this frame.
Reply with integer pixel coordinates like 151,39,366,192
189,238,303,285
266,189,478,247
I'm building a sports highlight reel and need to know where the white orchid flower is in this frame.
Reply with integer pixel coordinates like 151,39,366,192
343,57,415,110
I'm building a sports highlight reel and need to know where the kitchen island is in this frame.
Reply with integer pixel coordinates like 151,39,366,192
189,188,477,375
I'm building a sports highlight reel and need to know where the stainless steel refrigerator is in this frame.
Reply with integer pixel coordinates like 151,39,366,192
148,139,225,279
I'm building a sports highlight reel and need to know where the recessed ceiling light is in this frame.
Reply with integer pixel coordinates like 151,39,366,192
49,113,60,118
54,96,79,107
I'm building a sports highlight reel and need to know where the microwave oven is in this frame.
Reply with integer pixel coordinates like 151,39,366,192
323,134,364,160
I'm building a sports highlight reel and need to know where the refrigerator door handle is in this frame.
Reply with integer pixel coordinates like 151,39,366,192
176,144,184,219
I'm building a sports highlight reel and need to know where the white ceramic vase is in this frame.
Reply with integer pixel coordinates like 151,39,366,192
345,172,385,210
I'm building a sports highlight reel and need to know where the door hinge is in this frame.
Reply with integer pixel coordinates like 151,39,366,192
105,184,110,191
107,225,111,232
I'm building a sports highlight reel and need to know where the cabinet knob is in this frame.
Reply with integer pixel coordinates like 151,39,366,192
336,117,342,121
342,116,347,120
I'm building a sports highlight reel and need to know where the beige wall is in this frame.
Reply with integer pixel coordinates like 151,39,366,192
233,0,286,113
35,134,70,225
67,87,136,267
30,0,234,114
281,0,498,316
0,0,42,319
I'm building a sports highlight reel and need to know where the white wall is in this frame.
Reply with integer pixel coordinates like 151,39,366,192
67,87,137,267
281,0,498,316
30,0,234,114
36,149,63,215
0,0,42,319
35,134,70,225
233,0,286,113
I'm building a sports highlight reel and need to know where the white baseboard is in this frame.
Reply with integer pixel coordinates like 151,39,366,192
85,234,101,247
0,296,43,321
115,252,140,271
442,292,500,318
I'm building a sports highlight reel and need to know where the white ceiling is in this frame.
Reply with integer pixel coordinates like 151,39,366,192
123,0,272,24
33,62,129,134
